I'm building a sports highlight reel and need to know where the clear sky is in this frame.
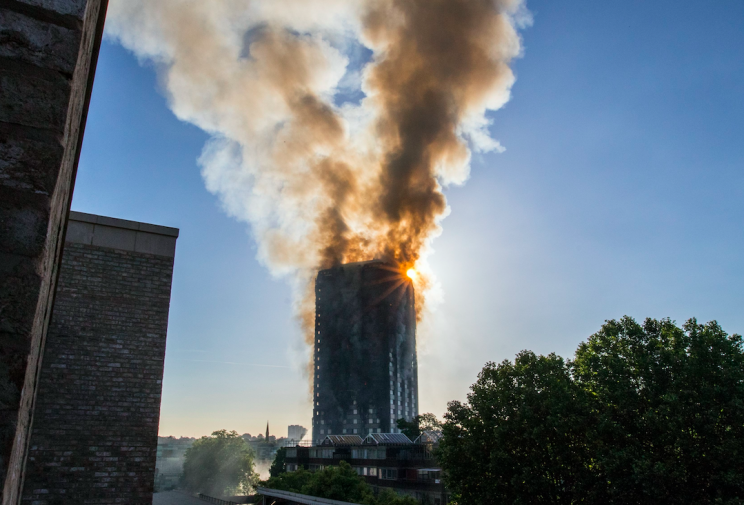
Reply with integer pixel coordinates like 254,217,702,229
72,0,744,438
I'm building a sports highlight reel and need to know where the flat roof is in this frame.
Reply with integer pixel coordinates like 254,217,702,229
70,211,179,237
66,211,179,257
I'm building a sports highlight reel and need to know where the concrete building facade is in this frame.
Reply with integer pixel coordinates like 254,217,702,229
312,261,418,444
20,212,178,504
0,1,108,500
287,425,307,443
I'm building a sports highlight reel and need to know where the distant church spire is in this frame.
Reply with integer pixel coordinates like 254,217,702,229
266,421,269,440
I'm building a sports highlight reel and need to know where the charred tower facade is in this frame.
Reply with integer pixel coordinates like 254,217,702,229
312,260,418,444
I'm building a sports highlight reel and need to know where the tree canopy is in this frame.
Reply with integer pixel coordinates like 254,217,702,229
181,429,257,496
264,461,417,505
396,413,443,440
438,317,744,505
269,446,287,477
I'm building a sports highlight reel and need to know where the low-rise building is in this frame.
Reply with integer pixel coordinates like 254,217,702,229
284,432,448,504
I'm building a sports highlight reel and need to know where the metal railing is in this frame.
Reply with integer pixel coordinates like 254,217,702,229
198,493,239,505
256,487,362,505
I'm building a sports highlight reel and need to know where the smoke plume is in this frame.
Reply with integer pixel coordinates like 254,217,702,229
106,0,528,343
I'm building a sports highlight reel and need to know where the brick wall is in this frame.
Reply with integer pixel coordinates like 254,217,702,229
21,213,178,504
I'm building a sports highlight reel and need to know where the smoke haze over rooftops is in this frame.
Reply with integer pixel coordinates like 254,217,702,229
105,0,529,351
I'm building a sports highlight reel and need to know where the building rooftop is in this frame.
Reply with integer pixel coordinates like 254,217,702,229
66,211,179,257
363,433,413,445
317,259,387,274
320,435,364,446
318,433,417,447
414,431,443,444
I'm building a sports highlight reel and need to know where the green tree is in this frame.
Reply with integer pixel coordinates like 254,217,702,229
439,351,593,504
396,413,443,440
395,418,419,440
439,317,744,505
264,461,417,505
573,317,744,503
269,447,286,477
417,413,443,432
375,487,418,505
263,465,315,494
299,461,375,503
181,430,257,496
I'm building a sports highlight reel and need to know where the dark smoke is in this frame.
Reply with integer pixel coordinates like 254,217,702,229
106,0,528,340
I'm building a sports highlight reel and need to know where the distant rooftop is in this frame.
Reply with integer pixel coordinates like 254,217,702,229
318,433,415,446
320,435,364,446
363,433,413,445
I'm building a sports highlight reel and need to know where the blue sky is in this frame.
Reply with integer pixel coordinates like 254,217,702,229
72,0,744,437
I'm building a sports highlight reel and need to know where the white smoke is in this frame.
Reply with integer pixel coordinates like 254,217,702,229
105,0,528,343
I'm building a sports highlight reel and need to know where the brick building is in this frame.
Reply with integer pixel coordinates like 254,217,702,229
20,211,178,504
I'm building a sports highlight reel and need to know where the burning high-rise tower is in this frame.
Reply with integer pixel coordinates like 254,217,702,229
312,260,418,443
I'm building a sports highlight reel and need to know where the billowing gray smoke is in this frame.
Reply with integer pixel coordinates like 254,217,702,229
106,0,529,342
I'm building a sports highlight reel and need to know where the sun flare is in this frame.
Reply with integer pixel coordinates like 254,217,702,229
406,268,417,280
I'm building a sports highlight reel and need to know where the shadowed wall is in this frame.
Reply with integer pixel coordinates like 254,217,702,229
0,0,108,501
21,212,177,504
